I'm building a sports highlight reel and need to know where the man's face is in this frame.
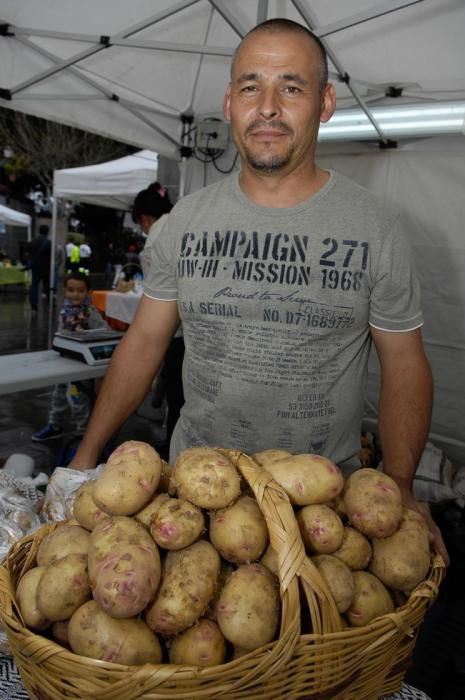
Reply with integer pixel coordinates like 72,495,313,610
224,30,335,175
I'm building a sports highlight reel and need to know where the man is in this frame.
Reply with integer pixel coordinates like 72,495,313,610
70,19,446,560
26,224,51,311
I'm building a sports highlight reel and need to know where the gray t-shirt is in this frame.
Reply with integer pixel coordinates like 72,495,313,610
142,171,422,467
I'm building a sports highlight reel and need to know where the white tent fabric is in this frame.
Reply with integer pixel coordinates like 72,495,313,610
53,149,158,210
316,135,465,466
0,203,32,241
0,0,464,173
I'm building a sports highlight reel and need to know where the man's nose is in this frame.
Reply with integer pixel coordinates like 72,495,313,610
257,87,281,120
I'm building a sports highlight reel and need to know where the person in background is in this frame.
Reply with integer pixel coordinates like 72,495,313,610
54,241,66,295
66,238,80,273
123,243,141,280
26,224,51,312
32,271,109,442
79,238,92,273
130,182,184,458
70,19,446,562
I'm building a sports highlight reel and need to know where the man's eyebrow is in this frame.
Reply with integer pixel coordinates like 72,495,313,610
235,72,308,85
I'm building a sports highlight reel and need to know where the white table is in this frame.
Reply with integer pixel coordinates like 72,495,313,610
0,351,108,395
105,290,142,324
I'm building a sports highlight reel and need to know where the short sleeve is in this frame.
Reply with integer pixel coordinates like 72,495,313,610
141,215,178,301
369,217,423,332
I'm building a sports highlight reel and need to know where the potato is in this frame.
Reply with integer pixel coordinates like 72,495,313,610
169,618,226,666
135,493,170,529
150,497,205,550
205,561,235,622
146,540,220,636
332,526,372,570
217,563,280,651
369,508,431,591
72,480,108,531
260,544,279,577
209,496,268,564
88,516,161,618
173,447,241,509
16,567,51,631
262,454,344,506
36,553,91,621
252,449,292,467
69,600,162,664
312,554,355,614
88,515,150,568
52,620,71,648
159,459,176,495
297,504,344,554
36,524,90,567
346,571,394,626
343,468,402,538
92,440,162,516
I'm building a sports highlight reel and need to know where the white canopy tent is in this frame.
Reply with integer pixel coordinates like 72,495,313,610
52,149,158,210
49,148,159,290
0,203,32,241
0,0,464,189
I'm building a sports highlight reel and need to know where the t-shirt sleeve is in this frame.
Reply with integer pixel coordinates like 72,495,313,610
369,216,423,332
141,215,178,301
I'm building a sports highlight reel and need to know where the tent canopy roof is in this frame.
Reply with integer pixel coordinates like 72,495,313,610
0,204,31,228
53,149,158,209
0,0,464,157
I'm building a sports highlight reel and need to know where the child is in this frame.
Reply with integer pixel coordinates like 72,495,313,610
32,272,109,442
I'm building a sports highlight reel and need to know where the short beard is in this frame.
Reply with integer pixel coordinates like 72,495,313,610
243,144,294,173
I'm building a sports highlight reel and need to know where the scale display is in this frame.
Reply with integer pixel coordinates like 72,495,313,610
52,329,124,366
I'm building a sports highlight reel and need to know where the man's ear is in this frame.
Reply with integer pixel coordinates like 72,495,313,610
223,84,232,121
320,83,337,124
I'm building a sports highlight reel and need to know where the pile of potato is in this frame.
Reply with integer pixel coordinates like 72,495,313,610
14,441,433,667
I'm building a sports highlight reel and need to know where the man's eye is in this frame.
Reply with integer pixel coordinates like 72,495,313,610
284,86,301,94
241,85,257,93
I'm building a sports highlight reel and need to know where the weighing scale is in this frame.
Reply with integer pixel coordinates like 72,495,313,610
52,329,124,366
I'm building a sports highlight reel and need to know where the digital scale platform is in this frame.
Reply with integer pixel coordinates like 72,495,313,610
52,329,124,366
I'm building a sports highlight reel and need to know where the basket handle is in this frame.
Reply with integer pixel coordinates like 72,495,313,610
227,450,344,635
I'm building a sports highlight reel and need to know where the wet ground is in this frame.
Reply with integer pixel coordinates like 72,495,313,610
0,287,165,474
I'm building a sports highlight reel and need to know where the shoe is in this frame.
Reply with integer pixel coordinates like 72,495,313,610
32,424,64,442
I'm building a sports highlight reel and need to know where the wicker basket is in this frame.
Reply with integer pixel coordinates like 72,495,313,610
0,450,445,699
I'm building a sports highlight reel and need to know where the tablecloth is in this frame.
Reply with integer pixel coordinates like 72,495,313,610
90,289,142,331
0,267,29,287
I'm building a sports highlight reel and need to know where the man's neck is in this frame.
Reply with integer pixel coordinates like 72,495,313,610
238,163,330,208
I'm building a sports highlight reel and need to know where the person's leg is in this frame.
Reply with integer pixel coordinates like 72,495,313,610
48,384,68,429
32,384,66,440
29,268,39,310
67,382,91,433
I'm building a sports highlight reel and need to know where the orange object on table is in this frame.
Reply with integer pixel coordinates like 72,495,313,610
90,290,108,314
90,290,128,331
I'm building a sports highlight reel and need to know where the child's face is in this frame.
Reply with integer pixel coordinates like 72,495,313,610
65,279,89,304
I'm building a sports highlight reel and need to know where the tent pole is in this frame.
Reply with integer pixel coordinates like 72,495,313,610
48,196,59,348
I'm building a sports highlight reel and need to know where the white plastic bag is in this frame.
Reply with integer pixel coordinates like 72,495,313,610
40,466,105,522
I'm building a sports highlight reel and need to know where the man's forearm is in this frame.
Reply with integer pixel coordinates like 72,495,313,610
70,332,161,469
378,359,433,490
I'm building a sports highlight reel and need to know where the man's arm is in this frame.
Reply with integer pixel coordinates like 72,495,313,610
70,295,180,470
371,326,448,563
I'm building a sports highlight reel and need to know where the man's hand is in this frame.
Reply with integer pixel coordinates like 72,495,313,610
397,485,449,566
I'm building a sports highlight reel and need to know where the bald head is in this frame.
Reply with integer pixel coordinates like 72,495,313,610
231,18,328,93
